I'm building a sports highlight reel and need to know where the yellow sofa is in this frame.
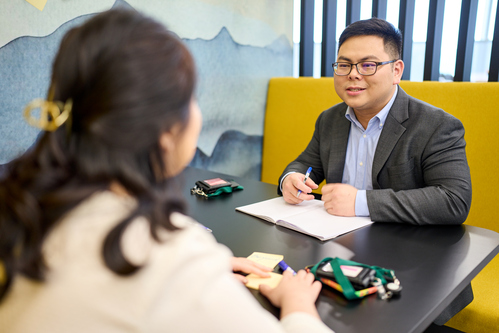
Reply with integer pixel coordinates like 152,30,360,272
262,77,499,332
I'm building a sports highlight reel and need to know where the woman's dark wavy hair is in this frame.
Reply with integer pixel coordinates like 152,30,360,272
338,17,403,59
0,9,196,300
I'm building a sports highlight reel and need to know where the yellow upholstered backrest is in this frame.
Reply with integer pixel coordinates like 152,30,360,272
262,78,338,191
262,77,499,232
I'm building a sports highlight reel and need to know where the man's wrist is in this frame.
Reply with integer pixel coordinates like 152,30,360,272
355,190,370,216
280,172,296,192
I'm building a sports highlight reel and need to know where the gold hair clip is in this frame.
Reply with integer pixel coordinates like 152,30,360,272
23,99,73,132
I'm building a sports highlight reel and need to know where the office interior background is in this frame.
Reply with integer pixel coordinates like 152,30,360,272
294,0,499,83
1,0,498,180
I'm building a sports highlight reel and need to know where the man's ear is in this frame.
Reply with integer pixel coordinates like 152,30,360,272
393,60,404,85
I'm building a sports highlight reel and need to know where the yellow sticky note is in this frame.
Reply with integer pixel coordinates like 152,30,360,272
245,272,283,290
247,252,283,269
26,0,48,11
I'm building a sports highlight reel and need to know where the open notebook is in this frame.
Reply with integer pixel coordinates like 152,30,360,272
236,197,372,241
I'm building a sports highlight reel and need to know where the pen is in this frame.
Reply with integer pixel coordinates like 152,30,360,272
296,167,312,198
278,260,297,275
305,267,378,298
199,223,212,232
318,277,378,297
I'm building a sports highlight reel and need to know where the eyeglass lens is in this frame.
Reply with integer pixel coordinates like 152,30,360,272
334,62,377,75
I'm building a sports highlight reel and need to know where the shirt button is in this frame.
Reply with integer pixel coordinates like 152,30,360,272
363,134,366,138
360,162,363,166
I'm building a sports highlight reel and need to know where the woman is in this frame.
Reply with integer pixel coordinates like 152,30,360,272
0,9,333,333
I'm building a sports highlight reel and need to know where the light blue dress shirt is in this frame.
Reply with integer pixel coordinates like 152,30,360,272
345,87,398,216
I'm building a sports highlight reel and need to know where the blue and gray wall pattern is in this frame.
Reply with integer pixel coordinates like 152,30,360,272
0,0,293,180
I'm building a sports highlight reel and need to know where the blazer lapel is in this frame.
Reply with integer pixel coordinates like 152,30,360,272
372,87,409,188
327,105,350,183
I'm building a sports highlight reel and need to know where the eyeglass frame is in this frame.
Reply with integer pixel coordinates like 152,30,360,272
331,59,399,76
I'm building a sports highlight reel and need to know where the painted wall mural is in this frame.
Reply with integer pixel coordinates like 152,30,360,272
0,0,293,179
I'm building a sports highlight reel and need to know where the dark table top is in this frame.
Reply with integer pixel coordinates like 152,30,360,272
180,167,499,333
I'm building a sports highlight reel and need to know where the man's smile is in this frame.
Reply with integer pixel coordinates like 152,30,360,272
346,86,366,95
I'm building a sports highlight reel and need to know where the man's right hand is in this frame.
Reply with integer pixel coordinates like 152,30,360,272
282,173,318,204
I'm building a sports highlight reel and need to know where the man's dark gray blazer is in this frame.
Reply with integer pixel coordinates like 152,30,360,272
278,86,473,324
279,86,472,225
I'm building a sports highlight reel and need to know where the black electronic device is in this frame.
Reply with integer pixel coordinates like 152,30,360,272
314,261,376,289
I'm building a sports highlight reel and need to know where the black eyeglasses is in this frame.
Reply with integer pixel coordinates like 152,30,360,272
332,60,398,76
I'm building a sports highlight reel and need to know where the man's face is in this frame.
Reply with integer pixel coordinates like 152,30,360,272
333,35,404,117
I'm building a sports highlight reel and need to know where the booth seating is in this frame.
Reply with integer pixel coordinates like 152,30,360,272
261,77,499,332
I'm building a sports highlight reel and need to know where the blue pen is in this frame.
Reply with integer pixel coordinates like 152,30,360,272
199,223,212,232
296,167,312,198
278,260,297,275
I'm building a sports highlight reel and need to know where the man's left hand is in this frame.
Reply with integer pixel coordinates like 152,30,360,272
321,183,357,216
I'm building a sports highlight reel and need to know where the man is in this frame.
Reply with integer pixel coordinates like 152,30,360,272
279,18,472,324
280,18,471,226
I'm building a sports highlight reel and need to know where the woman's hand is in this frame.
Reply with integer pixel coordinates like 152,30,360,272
230,257,272,284
259,269,322,319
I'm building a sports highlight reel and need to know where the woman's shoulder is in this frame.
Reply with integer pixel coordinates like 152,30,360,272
44,191,229,270
122,210,230,266
43,191,135,266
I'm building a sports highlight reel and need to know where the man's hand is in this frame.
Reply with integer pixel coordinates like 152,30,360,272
282,173,318,204
230,257,272,284
321,183,357,216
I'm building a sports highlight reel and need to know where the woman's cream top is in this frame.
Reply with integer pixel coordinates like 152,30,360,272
0,191,333,333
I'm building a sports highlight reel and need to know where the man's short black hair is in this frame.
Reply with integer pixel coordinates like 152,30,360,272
338,17,402,59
